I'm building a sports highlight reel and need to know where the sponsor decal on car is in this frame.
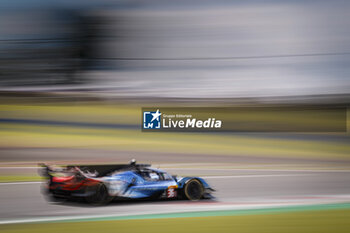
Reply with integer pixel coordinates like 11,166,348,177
167,185,178,198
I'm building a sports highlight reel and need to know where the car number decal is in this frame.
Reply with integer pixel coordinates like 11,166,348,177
167,188,177,198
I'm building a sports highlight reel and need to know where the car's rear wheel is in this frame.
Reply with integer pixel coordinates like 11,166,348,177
85,183,112,205
184,179,203,201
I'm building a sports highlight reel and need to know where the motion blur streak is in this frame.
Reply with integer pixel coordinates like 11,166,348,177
0,0,350,98
0,0,349,232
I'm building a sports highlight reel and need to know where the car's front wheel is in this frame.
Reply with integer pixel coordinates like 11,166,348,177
184,179,203,201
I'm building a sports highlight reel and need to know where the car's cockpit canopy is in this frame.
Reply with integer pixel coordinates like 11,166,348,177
138,169,173,181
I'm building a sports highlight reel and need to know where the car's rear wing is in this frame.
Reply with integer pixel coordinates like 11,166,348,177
38,163,72,178
38,162,151,178
67,163,151,177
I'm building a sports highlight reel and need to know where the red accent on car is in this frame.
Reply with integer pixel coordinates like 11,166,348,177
52,176,74,183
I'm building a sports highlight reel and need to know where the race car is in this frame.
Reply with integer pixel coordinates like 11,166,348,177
39,160,214,204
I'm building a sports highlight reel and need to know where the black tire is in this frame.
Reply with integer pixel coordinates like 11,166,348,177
85,183,112,205
184,179,204,201
46,194,66,204
42,186,66,204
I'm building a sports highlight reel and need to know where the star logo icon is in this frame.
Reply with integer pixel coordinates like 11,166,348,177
151,109,161,122
143,109,162,129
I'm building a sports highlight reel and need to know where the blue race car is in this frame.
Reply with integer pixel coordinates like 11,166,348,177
39,160,214,204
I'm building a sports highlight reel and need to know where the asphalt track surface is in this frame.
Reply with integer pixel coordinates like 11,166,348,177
1,166,350,224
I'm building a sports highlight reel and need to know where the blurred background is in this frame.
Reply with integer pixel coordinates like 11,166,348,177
1,0,350,99
0,0,350,232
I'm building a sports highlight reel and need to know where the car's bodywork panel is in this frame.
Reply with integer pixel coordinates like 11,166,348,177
39,163,214,201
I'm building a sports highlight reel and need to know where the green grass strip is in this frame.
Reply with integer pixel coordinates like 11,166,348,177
0,176,41,183
1,208,350,233
60,202,350,223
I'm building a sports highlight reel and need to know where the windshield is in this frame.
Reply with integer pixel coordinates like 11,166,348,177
139,170,173,181
140,171,160,181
